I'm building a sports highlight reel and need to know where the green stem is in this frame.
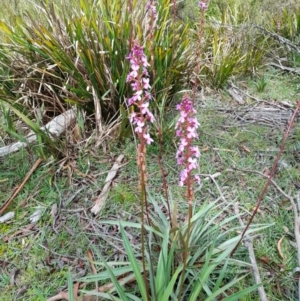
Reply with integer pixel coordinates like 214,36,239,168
138,143,150,301
178,173,193,299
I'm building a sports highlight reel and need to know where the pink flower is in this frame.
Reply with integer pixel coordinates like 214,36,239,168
179,169,188,184
142,78,151,89
130,112,137,124
194,175,201,185
187,126,198,139
143,133,154,145
199,1,208,9
135,120,145,133
188,157,198,171
141,102,149,114
191,146,200,158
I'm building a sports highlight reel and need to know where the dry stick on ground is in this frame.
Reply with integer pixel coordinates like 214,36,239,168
87,249,98,301
90,154,124,215
47,274,137,301
230,101,300,257
233,203,269,301
255,25,300,55
0,157,43,215
0,108,77,157
291,193,300,301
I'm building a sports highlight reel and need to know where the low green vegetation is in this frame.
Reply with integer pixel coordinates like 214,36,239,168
0,0,300,300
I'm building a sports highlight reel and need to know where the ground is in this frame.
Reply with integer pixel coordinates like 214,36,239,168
1,68,300,300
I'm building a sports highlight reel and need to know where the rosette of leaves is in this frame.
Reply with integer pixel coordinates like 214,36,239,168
78,196,268,300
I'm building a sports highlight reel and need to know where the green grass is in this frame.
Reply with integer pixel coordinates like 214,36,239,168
1,78,299,299
245,68,300,101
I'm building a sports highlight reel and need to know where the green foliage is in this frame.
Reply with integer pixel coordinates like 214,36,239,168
198,1,267,89
254,75,268,92
79,197,269,300
0,0,193,148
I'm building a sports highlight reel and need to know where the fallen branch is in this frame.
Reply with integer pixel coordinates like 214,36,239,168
269,62,300,76
255,25,300,55
91,154,124,215
0,157,43,216
0,108,77,157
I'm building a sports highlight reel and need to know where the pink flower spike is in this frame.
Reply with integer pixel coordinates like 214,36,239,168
175,93,200,190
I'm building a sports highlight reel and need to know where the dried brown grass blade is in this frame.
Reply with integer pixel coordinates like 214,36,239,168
0,158,43,216
90,154,124,215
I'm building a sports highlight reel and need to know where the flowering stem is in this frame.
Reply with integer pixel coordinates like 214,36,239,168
176,94,200,299
126,42,154,300
146,0,172,225
177,2,209,298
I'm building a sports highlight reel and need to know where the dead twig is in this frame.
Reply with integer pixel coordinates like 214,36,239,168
91,155,124,215
290,193,300,301
87,249,98,301
233,203,269,301
46,273,137,301
269,62,300,76
0,157,43,216
230,101,300,257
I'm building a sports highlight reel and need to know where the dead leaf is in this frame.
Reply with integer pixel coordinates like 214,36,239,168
87,249,98,295
263,167,270,177
50,204,58,219
252,207,262,214
29,208,44,223
260,256,271,265
240,145,251,153
277,236,285,260
201,146,210,152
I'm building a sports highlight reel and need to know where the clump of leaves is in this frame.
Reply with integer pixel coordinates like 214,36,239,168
0,0,193,150
79,197,267,300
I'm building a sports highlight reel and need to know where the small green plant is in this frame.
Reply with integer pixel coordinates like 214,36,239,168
254,75,268,92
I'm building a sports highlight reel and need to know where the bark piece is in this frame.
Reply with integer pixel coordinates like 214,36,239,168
0,108,77,157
